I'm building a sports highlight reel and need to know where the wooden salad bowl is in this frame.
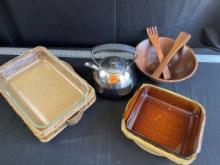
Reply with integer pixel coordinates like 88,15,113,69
135,37,198,83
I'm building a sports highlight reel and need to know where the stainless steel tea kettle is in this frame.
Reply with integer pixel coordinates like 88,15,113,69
84,44,136,99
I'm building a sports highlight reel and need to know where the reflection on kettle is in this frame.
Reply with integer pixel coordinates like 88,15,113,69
85,44,136,99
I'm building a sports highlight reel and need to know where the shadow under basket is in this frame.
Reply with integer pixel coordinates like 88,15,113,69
121,84,205,165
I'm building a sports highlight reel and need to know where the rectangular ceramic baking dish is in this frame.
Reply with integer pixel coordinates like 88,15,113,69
0,46,90,130
121,84,205,165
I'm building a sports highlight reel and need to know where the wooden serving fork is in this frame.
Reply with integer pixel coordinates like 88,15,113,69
152,32,191,78
146,26,171,79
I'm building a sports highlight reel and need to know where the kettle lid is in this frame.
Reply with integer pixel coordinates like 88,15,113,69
100,56,127,74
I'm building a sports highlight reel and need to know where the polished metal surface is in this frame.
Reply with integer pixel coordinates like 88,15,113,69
85,44,136,98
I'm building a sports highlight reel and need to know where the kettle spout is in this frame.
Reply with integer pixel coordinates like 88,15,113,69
84,62,100,71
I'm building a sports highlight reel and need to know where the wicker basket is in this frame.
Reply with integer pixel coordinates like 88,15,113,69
0,46,96,142
121,84,206,165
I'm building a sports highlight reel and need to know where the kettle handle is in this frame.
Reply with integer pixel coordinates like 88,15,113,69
91,43,136,67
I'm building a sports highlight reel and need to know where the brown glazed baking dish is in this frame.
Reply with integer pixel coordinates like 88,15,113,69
121,84,206,164
135,37,198,83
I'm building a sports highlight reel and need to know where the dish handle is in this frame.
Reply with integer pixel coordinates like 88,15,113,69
66,110,84,126
123,85,143,120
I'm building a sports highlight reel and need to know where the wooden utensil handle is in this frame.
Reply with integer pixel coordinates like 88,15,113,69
152,32,191,78
156,46,171,80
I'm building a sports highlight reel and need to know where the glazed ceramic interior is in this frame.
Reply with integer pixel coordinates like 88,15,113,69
0,49,89,129
135,37,198,83
126,86,204,157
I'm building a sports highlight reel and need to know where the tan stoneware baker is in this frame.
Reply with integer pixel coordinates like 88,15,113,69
0,46,96,142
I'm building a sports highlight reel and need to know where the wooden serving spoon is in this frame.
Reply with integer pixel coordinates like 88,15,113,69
152,32,191,78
